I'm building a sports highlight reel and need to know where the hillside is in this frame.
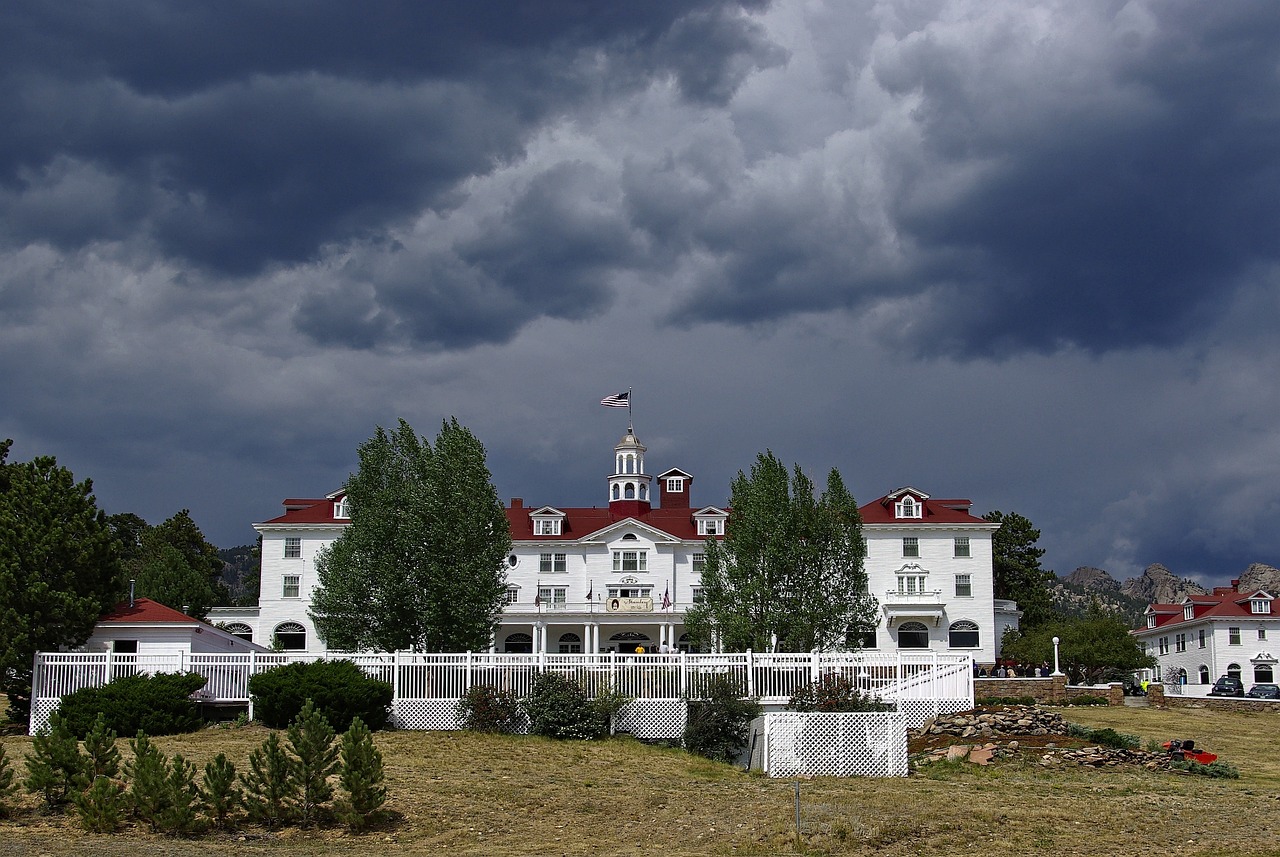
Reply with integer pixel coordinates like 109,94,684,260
217,543,260,606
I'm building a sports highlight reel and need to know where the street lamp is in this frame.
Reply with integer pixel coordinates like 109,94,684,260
1051,636,1063,676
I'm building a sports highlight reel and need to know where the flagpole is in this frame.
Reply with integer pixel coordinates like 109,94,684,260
628,386,633,431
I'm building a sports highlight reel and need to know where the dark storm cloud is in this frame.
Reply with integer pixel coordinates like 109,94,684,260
0,0,777,273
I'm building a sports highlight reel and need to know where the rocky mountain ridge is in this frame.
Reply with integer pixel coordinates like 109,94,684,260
1053,562,1280,626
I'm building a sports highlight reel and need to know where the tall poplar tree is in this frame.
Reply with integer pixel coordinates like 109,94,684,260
309,419,511,652
0,441,123,719
685,451,877,652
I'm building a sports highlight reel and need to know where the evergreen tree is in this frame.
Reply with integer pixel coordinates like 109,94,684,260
983,510,1056,628
239,732,299,827
75,775,125,833
685,452,876,652
287,700,339,826
0,741,18,818
82,712,121,779
157,753,202,835
126,509,228,618
0,441,123,719
199,753,240,830
1001,605,1156,684
336,717,386,833
24,712,89,811
125,732,170,831
310,418,511,652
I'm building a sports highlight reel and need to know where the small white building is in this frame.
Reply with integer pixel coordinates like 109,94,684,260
88,597,267,655
1132,582,1278,688
210,429,1014,662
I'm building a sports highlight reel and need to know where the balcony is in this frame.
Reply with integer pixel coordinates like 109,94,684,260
881,589,946,627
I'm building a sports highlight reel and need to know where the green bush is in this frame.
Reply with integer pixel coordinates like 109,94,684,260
786,673,892,713
523,672,613,740
682,674,760,764
975,696,1037,707
0,742,17,818
336,717,387,833
248,660,392,731
200,753,241,830
456,685,525,734
57,673,207,737
75,775,125,833
239,732,299,827
1062,695,1108,706
1170,759,1240,779
1066,723,1139,750
24,712,89,811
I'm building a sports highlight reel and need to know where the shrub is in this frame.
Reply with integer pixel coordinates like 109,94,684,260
200,753,240,830
249,660,392,731
682,674,760,764
75,775,125,833
24,712,89,811
786,673,892,713
457,685,525,734
1063,695,1108,706
125,732,170,831
336,717,387,833
1171,759,1240,779
156,753,203,836
288,701,339,827
523,672,610,740
1066,723,1139,750
58,673,207,737
0,742,16,818
975,696,1037,707
82,713,121,779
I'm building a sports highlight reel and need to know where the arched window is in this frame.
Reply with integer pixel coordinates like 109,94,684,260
622,533,638,541
948,620,979,648
1198,664,1210,684
223,623,253,642
504,633,533,654
1255,663,1275,683
558,632,582,654
1227,663,1242,680
639,484,648,500
273,622,306,651
612,484,621,500
1177,667,1188,684
897,621,929,649
609,631,651,653
625,483,635,499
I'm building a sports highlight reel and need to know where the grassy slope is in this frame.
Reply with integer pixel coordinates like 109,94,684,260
1,704,1277,857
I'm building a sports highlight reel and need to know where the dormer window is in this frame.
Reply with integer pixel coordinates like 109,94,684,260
1146,615,1156,629
895,497,922,519
534,518,562,536
1184,604,1194,620
334,497,350,519
1252,598,1272,614
666,477,684,493
698,519,719,536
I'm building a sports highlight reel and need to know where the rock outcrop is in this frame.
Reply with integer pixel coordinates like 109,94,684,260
1238,563,1280,596
1120,563,1208,604
1063,566,1120,592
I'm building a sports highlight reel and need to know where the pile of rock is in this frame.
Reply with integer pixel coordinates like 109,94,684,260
1038,746,1168,770
918,705,1067,739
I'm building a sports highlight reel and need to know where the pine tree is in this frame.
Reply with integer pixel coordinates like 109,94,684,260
74,774,125,833
0,741,18,818
287,700,339,826
335,717,386,833
125,732,170,831
82,713,121,779
156,753,202,835
199,753,240,830
239,732,298,827
24,712,89,811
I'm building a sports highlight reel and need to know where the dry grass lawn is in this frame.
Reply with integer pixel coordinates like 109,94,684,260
1,703,1277,857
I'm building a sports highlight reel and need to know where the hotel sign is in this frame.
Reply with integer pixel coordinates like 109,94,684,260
606,597,653,613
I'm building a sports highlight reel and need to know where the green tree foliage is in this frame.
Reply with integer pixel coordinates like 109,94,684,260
81,713,121,779
685,452,876,652
75,774,125,833
117,509,228,618
0,441,124,719
456,685,525,734
336,717,386,833
682,674,761,764
785,673,891,713
24,712,89,811
239,732,299,827
522,672,615,740
247,659,392,731
125,732,170,830
1000,606,1155,684
310,418,512,652
0,741,19,817
157,753,202,835
983,510,1056,629
57,671,207,737
200,753,241,830
287,700,339,826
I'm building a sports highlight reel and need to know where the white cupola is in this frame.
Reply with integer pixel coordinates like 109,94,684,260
607,428,652,516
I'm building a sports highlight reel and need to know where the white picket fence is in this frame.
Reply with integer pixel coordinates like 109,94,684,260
29,650,973,737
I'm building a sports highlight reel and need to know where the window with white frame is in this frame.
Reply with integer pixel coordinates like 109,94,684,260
539,553,567,573
895,497,921,519
948,620,979,648
1183,604,1194,620
558,632,582,654
692,553,705,573
902,537,919,558
1146,615,1156,629
691,587,705,605
1252,599,1272,614
1227,662,1242,680
897,621,929,648
534,518,562,536
1260,628,1268,641
537,587,566,606
1158,637,1169,655
1198,629,1206,648
955,574,972,597
284,537,301,559
1256,664,1275,683
282,575,301,599
274,622,306,651
953,537,970,558
666,477,684,493
1229,627,1241,645
334,497,350,518
612,550,647,572
698,518,721,535
1174,633,1186,653
504,586,519,604
608,586,652,599
897,574,928,594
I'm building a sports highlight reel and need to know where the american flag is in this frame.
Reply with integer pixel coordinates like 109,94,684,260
661,585,671,610
600,391,630,408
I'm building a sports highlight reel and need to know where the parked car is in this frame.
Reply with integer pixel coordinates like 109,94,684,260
1245,683,1279,699
1207,676,1245,697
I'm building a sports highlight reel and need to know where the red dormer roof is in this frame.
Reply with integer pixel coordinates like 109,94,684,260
259,497,344,526
1140,592,1276,631
858,492,989,525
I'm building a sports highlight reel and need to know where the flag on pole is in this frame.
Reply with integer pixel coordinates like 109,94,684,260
600,391,630,408
534,592,542,606
661,585,671,610
586,582,593,601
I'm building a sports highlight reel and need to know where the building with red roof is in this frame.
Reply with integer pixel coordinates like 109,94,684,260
209,428,1014,660
1132,582,1277,690
87,597,267,656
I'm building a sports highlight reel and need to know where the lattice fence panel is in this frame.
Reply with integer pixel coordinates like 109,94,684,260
29,699,59,735
615,699,686,739
394,699,467,731
763,713,907,778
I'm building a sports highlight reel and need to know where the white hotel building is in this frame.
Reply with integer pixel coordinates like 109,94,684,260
209,429,1016,662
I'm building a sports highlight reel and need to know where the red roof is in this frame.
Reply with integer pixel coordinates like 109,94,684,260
99,598,197,624
857,491,989,525
1141,591,1276,630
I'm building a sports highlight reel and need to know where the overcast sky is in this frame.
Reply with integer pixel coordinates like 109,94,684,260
3,1,1280,587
